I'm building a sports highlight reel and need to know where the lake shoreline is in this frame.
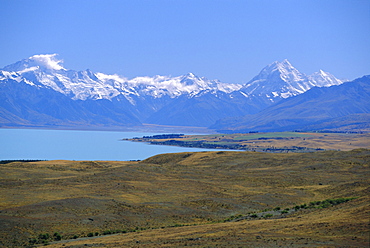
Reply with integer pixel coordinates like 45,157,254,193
125,132,370,153
0,128,221,161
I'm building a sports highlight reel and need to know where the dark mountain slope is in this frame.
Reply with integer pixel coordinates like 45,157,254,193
145,92,267,127
0,80,141,128
211,75,370,132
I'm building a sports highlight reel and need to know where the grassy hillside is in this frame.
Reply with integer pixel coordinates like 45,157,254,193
0,150,369,247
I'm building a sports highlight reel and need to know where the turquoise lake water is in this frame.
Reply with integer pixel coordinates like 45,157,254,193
0,128,219,161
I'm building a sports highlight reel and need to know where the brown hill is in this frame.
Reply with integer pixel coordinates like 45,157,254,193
0,150,369,247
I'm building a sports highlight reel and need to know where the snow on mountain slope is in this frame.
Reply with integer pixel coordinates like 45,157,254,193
0,54,346,128
308,70,344,87
0,70,21,82
124,73,242,98
2,54,65,72
1,54,243,102
1,55,343,104
241,59,343,101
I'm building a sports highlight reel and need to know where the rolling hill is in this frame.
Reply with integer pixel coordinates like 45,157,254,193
0,150,369,247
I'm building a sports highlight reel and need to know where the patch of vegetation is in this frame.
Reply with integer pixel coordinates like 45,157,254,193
224,197,357,222
28,232,61,245
309,197,357,209
139,134,184,139
53,232,62,241
223,214,243,222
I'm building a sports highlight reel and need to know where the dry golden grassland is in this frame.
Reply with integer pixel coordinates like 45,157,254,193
0,149,369,247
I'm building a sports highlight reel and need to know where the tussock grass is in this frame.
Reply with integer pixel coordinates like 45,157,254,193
0,149,369,247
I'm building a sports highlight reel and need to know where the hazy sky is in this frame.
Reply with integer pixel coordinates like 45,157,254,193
1,0,369,83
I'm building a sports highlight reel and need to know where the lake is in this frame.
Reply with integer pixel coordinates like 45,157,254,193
0,128,220,161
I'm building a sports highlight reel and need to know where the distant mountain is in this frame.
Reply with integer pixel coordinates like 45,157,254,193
240,60,343,105
211,76,370,132
0,73,142,128
0,54,344,128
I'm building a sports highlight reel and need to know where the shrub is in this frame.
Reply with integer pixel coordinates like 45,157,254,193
38,233,50,240
319,201,331,208
281,210,289,214
29,238,37,245
250,214,258,218
42,240,49,245
87,232,94,237
264,214,273,218
273,207,281,211
300,203,307,209
53,232,62,241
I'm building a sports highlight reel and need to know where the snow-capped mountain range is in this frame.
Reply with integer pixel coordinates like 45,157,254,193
1,54,243,101
0,54,345,128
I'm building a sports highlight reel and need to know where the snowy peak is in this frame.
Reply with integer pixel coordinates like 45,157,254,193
242,59,343,100
254,59,306,84
1,54,119,101
2,54,65,72
266,59,294,72
180,72,203,86
308,70,343,87
178,73,221,91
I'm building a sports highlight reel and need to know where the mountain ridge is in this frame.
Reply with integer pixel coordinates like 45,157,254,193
211,75,370,132
1,54,342,102
0,54,347,129
241,59,343,101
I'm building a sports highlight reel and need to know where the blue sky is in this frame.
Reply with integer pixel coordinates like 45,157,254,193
1,0,369,83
